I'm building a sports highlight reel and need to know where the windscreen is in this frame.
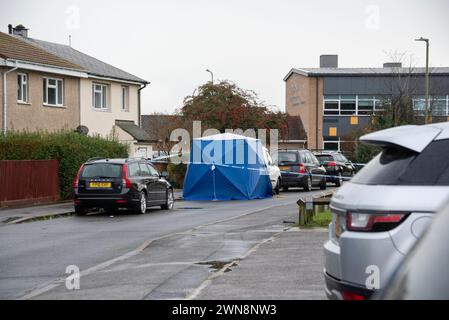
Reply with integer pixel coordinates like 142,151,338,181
81,163,123,179
277,152,298,163
315,155,333,162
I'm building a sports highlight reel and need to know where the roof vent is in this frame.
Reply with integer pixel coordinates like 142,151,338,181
383,62,402,68
11,24,28,37
320,55,338,68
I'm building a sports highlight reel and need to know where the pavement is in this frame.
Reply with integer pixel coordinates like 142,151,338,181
0,189,184,224
0,187,333,300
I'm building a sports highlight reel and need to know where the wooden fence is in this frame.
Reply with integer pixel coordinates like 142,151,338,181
0,160,59,207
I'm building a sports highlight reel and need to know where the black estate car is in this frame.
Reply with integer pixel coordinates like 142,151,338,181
314,152,355,186
73,158,174,215
274,149,327,191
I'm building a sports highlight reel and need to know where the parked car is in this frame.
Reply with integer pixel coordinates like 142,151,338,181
273,149,327,191
262,147,281,195
73,158,174,215
378,201,449,300
314,151,356,186
324,122,449,300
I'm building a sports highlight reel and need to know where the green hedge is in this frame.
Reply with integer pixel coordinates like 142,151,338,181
0,131,129,199
167,163,187,189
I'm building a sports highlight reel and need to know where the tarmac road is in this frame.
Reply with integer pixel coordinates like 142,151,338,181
0,188,333,299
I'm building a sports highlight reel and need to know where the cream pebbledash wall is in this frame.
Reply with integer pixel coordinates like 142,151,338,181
79,78,139,137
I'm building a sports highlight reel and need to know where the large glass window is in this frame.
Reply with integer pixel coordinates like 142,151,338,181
358,95,374,115
92,83,108,109
17,73,28,103
413,95,449,116
43,78,64,106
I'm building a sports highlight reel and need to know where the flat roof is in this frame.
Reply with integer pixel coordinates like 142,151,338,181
284,67,449,81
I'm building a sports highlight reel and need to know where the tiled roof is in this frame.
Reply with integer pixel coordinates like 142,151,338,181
115,120,152,142
24,37,148,83
141,114,182,141
0,31,83,70
283,116,307,141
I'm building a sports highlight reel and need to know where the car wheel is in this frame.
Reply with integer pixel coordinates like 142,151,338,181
161,189,174,210
274,178,281,195
320,178,327,190
75,206,87,216
304,175,312,191
335,172,343,187
135,191,147,214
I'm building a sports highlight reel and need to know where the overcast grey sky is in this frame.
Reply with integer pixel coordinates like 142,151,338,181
1,0,449,115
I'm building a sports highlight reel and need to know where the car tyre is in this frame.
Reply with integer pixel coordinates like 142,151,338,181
135,191,147,214
335,172,343,187
274,178,281,195
320,178,327,190
75,206,87,216
161,189,174,210
303,175,312,191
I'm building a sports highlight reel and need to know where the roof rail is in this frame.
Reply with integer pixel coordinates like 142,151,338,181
125,157,147,162
86,157,106,162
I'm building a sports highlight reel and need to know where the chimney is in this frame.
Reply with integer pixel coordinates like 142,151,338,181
12,24,28,37
8,24,13,34
383,62,402,68
320,55,338,68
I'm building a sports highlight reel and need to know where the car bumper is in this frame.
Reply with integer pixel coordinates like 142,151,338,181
280,174,308,187
324,271,375,300
74,193,138,209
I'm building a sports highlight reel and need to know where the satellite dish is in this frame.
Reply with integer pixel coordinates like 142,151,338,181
75,125,89,135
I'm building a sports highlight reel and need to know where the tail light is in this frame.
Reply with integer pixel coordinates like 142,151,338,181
346,212,408,232
122,164,132,188
342,291,366,300
327,161,337,167
298,164,306,174
72,164,84,188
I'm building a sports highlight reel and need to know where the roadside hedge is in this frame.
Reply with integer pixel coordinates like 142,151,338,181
0,131,129,199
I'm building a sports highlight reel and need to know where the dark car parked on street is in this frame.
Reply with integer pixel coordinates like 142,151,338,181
273,149,327,191
73,158,174,215
314,152,356,186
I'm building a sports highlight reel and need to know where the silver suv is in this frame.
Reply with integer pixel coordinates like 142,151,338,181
324,122,449,300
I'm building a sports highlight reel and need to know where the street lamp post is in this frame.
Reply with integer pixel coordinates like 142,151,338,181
415,37,430,124
205,69,214,84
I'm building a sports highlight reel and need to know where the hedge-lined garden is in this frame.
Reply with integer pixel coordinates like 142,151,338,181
0,131,128,199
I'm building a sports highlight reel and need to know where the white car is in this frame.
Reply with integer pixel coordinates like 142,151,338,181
324,122,449,299
262,147,281,194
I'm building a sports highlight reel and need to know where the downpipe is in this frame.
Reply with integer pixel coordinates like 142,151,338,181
2,61,18,135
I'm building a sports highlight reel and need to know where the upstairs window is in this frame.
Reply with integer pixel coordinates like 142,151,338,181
17,73,28,103
121,86,129,111
43,78,64,106
92,83,108,109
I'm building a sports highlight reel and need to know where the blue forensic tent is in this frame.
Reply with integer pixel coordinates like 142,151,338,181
183,133,273,201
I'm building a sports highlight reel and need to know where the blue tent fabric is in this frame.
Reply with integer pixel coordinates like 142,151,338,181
183,133,273,200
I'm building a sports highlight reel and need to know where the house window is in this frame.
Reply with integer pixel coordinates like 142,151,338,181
17,73,28,103
121,86,129,111
43,78,64,106
92,83,108,109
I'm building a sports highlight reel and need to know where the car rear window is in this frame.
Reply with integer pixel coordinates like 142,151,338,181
81,163,122,179
278,152,298,163
352,139,449,186
316,155,333,162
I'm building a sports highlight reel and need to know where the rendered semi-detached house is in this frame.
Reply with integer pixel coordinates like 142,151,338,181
0,24,151,157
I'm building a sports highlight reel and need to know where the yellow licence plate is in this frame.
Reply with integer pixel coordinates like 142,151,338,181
279,166,290,171
89,182,111,188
